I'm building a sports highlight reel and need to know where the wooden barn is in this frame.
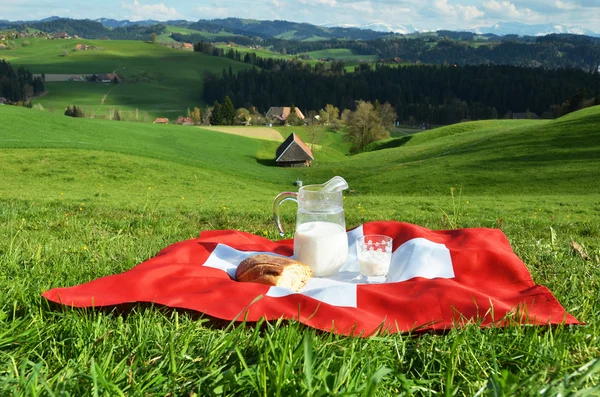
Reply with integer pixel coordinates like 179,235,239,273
275,133,314,167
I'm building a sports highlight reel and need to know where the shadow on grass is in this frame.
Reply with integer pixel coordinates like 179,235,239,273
255,157,278,167
368,136,412,152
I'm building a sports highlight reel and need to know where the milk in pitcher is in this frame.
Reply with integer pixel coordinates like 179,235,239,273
294,221,348,277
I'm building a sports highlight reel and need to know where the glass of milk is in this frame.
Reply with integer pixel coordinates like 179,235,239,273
356,235,393,283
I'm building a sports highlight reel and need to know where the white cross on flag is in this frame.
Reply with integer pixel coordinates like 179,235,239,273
43,221,579,336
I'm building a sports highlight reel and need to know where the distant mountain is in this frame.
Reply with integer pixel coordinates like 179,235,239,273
472,22,599,37
360,23,416,35
93,18,189,28
2,16,599,41
39,16,64,22
0,18,166,40
188,18,391,40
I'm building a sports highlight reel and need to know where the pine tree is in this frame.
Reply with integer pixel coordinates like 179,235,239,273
210,101,223,125
221,96,236,125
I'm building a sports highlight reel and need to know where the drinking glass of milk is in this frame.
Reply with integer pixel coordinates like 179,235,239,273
356,235,393,283
273,176,349,277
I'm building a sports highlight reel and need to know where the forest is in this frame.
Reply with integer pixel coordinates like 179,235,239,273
187,35,600,71
0,60,45,103
202,61,600,125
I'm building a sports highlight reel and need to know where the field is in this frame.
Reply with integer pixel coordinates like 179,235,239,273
1,105,599,394
2,37,252,119
158,26,236,44
201,126,284,141
301,48,379,62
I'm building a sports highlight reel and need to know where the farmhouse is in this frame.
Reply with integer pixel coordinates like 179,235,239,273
182,42,193,49
266,106,305,124
53,32,70,39
275,132,314,167
0,43,6,50
154,118,169,124
176,116,194,125
74,44,88,51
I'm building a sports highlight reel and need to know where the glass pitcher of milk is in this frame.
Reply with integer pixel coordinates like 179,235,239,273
273,176,349,277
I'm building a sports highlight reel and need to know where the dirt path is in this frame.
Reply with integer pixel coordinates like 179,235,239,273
199,126,284,142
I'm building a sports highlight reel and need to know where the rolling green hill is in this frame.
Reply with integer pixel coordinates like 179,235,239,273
1,105,599,394
2,37,252,119
1,105,599,204
340,107,600,195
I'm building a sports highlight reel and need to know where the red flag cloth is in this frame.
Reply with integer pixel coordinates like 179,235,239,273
42,221,579,336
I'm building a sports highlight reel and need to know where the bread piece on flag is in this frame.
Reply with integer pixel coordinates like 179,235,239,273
236,254,312,292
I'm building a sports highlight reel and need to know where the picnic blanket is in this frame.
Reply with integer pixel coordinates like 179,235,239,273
42,221,580,336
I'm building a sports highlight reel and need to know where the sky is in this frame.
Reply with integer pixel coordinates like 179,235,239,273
1,0,599,32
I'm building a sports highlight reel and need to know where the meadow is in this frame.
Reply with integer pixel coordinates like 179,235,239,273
0,105,599,394
300,49,379,62
2,37,252,119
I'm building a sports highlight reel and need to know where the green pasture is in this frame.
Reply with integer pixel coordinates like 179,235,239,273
0,105,599,394
1,37,252,119
301,48,379,62
163,25,236,41
214,43,292,60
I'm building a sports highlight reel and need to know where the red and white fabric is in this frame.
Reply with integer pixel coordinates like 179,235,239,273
42,221,579,336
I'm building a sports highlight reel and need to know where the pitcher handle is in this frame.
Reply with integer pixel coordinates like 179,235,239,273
273,192,298,236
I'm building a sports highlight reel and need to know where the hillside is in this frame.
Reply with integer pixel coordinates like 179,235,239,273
2,104,599,395
1,105,599,203
187,18,390,41
2,38,252,119
330,107,600,196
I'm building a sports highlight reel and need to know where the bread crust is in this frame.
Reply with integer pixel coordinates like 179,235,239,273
235,254,312,291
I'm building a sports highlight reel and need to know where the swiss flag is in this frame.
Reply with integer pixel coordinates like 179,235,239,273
42,222,579,336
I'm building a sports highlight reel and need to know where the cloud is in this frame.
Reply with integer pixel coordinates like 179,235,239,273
483,1,521,17
298,0,337,6
422,0,483,21
121,0,181,21
482,1,539,21
346,1,375,14
554,0,577,10
195,4,231,18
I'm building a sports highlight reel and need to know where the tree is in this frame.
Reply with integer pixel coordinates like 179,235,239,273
64,105,84,118
321,103,340,130
210,101,223,125
344,100,389,152
202,106,213,125
340,109,352,125
378,102,397,128
150,33,158,44
221,96,236,125
191,107,202,124
236,108,251,125
286,105,301,126
306,118,323,151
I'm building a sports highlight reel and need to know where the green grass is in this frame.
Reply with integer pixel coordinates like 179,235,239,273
214,43,292,60
1,105,599,394
275,30,297,40
2,37,253,119
301,48,379,62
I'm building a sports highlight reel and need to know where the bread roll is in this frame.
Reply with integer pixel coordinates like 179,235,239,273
236,254,312,292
